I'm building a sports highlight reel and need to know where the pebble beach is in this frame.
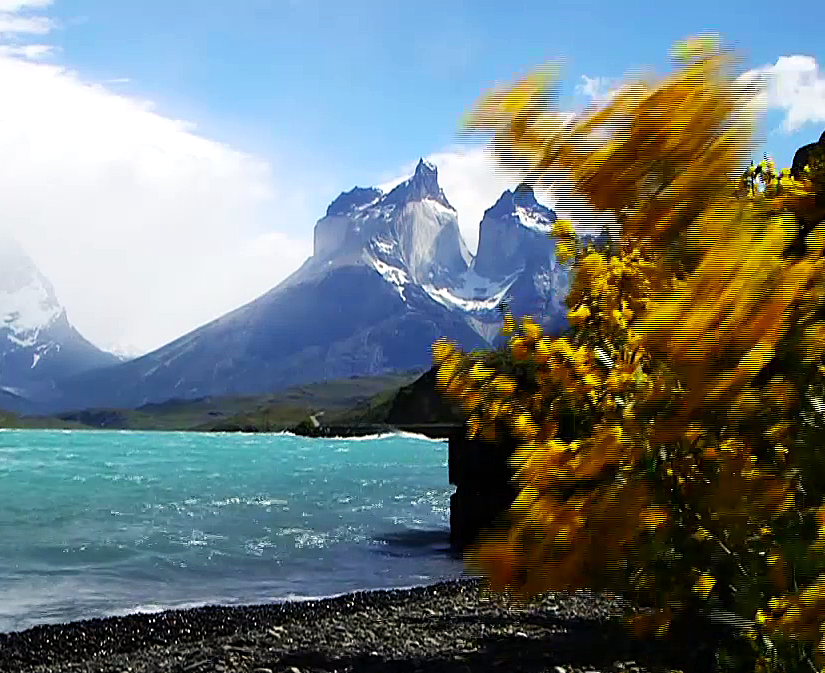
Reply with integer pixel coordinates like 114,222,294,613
0,578,714,673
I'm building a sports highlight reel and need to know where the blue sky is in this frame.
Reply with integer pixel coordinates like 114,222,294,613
0,0,822,355
45,0,824,179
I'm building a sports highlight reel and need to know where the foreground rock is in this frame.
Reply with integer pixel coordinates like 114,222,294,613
0,578,719,673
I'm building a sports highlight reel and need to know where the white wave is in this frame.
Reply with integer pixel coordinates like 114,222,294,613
106,600,213,618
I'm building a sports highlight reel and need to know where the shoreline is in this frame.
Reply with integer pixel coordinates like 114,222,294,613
0,578,703,673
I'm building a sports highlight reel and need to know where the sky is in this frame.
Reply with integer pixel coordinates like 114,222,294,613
0,0,823,357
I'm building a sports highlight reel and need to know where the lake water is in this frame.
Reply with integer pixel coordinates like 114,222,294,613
0,429,475,634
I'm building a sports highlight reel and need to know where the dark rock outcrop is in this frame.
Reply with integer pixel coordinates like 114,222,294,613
791,130,825,180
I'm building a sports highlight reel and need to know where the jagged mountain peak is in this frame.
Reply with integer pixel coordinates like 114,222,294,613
486,182,547,220
415,157,437,177
472,184,560,281
311,158,469,286
383,157,453,210
326,186,383,217
513,182,539,206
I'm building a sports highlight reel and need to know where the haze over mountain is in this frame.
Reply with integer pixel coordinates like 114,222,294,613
17,160,574,414
0,235,121,412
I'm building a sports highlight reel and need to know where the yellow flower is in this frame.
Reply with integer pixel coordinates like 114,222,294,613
671,34,720,63
555,240,574,263
639,506,669,530
567,304,591,326
431,339,454,365
692,573,716,598
550,219,574,238
493,376,517,397
501,313,516,336
521,318,542,342
692,527,711,541
512,413,538,440
510,337,529,360
469,363,495,383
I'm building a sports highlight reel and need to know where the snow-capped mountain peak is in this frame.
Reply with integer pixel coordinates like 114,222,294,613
473,183,559,280
325,186,383,217
486,182,553,223
0,235,64,345
382,158,454,211
311,158,469,288
0,235,119,407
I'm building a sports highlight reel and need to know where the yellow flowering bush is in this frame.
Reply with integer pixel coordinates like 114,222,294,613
432,35,825,672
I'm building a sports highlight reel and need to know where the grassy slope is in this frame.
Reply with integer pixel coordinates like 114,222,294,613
0,410,87,430
196,370,425,431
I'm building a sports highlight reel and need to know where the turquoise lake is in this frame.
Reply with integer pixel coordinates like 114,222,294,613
0,429,474,634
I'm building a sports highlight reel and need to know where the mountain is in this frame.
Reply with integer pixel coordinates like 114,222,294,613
310,159,470,287
36,159,572,413
0,236,120,412
459,181,569,345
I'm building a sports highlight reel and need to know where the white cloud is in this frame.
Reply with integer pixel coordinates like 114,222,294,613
742,55,825,133
0,42,53,58
0,54,316,356
0,0,53,11
0,12,52,35
0,0,54,59
575,75,619,102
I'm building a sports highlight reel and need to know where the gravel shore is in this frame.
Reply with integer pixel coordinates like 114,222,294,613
0,579,706,673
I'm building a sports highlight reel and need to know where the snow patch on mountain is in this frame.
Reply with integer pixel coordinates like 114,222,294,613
30,342,60,369
422,267,521,313
100,342,144,361
423,196,456,215
515,206,554,233
0,235,120,410
369,255,410,300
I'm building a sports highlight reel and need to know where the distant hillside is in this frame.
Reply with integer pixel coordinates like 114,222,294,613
0,409,86,430
198,369,425,432
0,370,425,432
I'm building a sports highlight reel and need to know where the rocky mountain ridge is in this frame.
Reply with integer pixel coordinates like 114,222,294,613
16,159,574,413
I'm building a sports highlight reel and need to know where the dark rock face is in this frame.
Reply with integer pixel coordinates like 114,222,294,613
791,130,825,180
380,366,465,425
471,183,569,347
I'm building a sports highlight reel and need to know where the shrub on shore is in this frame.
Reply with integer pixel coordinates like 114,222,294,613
433,35,825,672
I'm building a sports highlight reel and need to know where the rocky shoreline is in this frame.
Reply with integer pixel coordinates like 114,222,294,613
0,578,716,673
